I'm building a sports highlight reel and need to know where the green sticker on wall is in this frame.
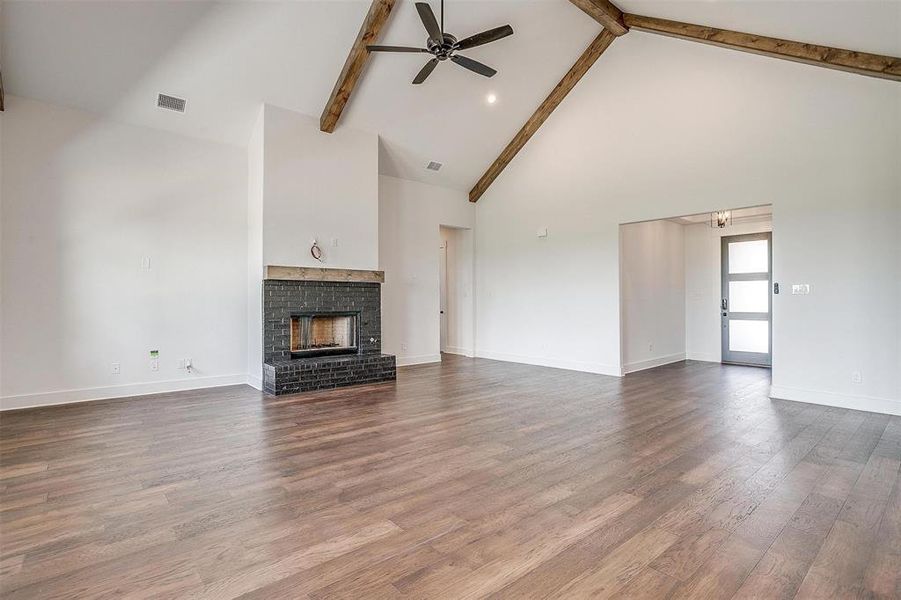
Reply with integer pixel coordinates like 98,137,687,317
150,350,159,358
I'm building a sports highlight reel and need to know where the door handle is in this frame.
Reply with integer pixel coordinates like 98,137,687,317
721,298,728,311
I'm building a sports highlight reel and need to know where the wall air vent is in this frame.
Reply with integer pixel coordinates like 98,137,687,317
426,161,442,171
157,93,186,113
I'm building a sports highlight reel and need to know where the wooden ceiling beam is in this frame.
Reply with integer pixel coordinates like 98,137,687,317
469,29,617,203
320,0,396,133
623,13,901,82
568,0,628,36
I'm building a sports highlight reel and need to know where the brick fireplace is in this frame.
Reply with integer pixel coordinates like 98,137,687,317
262,266,396,395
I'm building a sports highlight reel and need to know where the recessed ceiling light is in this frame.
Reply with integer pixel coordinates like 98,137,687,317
486,93,497,105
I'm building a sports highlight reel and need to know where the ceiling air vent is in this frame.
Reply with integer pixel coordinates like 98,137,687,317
426,161,442,171
157,93,186,113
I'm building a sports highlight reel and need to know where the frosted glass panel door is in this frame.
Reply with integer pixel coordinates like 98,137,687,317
721,232,771,366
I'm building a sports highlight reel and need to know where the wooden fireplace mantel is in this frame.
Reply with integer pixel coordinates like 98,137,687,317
265,265,385,284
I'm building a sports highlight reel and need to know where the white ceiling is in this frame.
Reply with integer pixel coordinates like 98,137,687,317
3,1,899,191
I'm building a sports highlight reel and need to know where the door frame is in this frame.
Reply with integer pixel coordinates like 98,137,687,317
439,239,448,353
721,232,772,367
437,225,475,359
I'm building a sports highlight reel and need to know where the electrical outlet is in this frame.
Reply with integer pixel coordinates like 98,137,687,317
331,238,339,247
150,359,159,372
648,342,654,352
851,371,863,384
401,343,408,351
111,362,121,375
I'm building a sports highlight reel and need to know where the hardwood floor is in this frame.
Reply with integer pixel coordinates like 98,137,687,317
1,356,899,599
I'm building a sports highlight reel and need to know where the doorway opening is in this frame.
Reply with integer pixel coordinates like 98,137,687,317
619,205,773,374
438,225,474,360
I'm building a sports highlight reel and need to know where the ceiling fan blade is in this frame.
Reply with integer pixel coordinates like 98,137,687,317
455,25,514,51
367,45,430,53
451,54,497,78
412,58,440,84
415,2,443,42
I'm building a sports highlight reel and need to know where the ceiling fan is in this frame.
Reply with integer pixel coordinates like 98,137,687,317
367,0,513,84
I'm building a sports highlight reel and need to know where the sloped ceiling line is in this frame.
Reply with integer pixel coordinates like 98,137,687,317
569,0,628,36
468,0,901,202
624,13,901,82
468,27,618,203
469,0,627,202
321,0,397,133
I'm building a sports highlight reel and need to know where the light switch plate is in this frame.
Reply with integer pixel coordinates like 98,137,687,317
791,284,810,295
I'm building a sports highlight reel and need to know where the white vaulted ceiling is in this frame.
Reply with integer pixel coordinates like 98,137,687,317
2,0,899,191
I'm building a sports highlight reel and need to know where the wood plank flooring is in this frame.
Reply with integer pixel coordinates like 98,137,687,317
1,356,899,599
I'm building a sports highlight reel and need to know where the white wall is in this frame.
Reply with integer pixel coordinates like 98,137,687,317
620,219,685,373
773,186,900,413
684,216,773,363
0,91,4,395
246,107,264,388
0,96,248,409
379,175,474,366
262,104,378,270
475,32,901,413
441,226,475,357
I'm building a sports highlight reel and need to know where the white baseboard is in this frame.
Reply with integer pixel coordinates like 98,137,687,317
443,346,474,357
770,385,901,417
0,374,250,411
685,352,720,364
623,353,686,375
246,373,263,391
474,350,621,377
396,354,442,367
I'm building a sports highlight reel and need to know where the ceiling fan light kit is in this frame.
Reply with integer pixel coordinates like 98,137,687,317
367,0,513,84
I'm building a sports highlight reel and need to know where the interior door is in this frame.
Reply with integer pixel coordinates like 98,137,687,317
439,240,448,352
721,232,772,367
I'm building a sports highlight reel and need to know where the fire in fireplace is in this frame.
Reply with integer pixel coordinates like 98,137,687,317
290,313,358,358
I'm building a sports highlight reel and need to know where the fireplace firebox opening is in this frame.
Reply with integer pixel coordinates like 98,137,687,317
290,313,359,358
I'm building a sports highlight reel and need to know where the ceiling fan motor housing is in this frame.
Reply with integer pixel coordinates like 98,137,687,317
427,34,458,60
